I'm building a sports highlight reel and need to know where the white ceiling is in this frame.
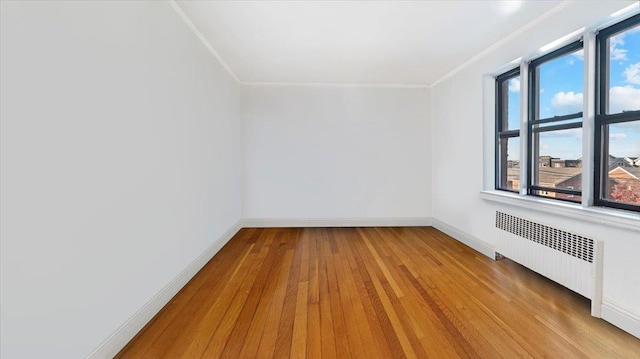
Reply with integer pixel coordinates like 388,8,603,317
175,1,566,85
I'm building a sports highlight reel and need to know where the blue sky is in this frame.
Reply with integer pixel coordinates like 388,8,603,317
507,24,640,161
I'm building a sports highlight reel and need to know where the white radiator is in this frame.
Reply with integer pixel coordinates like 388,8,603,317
495,212,604,317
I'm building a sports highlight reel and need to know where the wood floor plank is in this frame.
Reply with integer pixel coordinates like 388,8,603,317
323,230,352,359
317,228,339,359
117,227,640,359
306,229,322,359
291,280,310,359
336,229,388,359
220,232,287,359
272,228,303,359
254,248,295,359
345,234,397,359
182,231,276,358
354,232,419,359
331,230,368,359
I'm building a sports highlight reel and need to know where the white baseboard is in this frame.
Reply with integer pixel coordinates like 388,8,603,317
601,299,640,339
431,218,495,259
86,220,243,359
242,217,433,228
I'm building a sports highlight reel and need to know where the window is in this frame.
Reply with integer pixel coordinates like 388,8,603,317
595,14,640,211
492,11,640,213
528,41,584,203
496,69,521,192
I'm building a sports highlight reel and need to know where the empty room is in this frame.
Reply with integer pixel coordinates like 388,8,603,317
2,0,640,358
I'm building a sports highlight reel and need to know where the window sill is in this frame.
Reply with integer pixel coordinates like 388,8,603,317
480,190,640,232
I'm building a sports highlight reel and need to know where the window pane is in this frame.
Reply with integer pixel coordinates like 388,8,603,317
533,128,582,202
604,121,640,205
537,49,584,119
496,70,521,192
504,76,521,130
499,137,520,191
608,24,640,114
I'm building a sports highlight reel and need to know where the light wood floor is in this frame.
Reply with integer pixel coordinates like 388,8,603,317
116,227,640,358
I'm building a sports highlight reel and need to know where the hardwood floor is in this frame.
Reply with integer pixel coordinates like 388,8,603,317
116,227,640,358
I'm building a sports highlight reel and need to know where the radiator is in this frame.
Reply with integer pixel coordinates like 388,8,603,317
495,211,604,317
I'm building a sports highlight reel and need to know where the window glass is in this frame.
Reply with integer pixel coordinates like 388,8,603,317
608,24,640,114
604,121,640,205
506,76,521,130
536,128,583,169
498,137,520,191
537,49,584,119
533,128,582,202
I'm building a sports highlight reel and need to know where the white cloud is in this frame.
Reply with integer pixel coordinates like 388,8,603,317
624,62,640,85
572,49,584,61
610,86,640,113
567,49,583,65
551,91,583,113
508,77,520,92
610,34,628,61
610,133,627,140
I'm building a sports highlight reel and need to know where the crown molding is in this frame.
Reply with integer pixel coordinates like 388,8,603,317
166,0,429,89
242,81,430,89
431,0,575,87
168,0,578,90
167,0,241,83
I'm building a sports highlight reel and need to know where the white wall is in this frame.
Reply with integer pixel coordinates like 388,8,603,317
0,2,241,358
242,85,431,223
431,1,640,335
3,1,636,357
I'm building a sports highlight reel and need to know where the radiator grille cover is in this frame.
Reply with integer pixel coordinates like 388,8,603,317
496,211,594,263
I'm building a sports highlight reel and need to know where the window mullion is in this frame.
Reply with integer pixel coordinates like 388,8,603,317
532,122,582,133
519,61,529,196
582,30,596,207
534,112,583,124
